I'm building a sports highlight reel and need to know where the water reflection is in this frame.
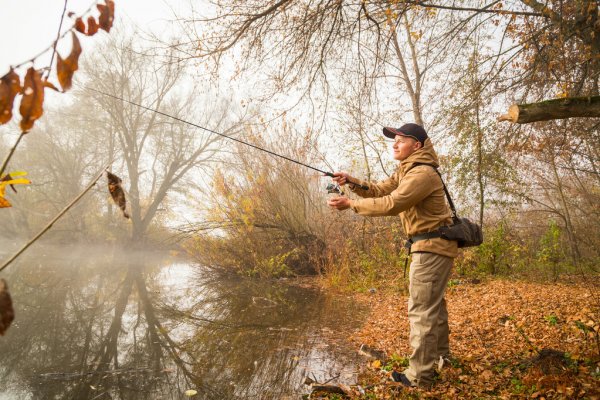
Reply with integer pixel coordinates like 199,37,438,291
0,245,365,399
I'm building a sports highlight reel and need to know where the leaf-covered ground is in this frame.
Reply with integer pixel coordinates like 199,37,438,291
341,278,600,399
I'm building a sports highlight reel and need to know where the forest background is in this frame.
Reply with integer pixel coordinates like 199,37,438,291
1,0,598,289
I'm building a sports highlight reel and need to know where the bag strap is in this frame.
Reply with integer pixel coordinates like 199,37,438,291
408,162,458,220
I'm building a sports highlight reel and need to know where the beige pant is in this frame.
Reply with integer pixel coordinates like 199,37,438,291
403,252,454,386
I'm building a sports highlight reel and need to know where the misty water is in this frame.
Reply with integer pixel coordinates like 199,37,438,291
0,245,367,399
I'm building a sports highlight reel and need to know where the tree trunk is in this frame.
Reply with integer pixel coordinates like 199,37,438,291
390,18,424,126
498,96,600,123
476,107,485,228
548,148,581,264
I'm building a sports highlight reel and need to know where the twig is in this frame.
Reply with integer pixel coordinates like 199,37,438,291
44,0,70,80
0,164,110,273
401,0,543,17
322,374,341,385
10,0,101,71
0,132,26,178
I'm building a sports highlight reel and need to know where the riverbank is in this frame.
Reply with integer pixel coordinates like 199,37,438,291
312,277,599,399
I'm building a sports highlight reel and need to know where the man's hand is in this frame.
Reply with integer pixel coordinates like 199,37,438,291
328,196,351,211
332,172,354,186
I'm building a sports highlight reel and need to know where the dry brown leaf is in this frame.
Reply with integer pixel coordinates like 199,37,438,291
19,67,45,132
87,16,99,36
97,0,115,32
43,80,60,92
57,32,82,91
0,69,21,125
0,279,14,336
107,171,129,219
75,17,86,34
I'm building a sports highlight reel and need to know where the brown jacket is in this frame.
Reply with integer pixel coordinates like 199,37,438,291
349,138,458,258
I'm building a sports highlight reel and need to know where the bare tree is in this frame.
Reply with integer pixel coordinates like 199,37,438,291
80,33,243,243
178,1,474,135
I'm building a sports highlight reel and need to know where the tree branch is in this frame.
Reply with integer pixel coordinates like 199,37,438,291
498,96,600,123
0,164,110,273
403,0,543,17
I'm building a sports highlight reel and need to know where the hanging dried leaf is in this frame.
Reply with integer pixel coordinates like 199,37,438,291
56,32,82,92
0,69,21,125
107,171,129,218
43,80,60,92
19,68,45,132
0,279,14,336
74,17,86,34
97,0,115,32
87,16,99,36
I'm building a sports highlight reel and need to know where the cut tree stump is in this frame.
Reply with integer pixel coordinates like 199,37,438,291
498,96,600,123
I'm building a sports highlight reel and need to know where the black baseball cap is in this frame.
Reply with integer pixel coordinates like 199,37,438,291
383,123,428,145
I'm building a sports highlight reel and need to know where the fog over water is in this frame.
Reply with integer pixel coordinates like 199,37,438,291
0,244,366,399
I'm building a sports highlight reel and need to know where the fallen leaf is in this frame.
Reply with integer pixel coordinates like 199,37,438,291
184,389,198,397
57,32,82,91
0,69,21,124
19,68,44,132
480,369,493,382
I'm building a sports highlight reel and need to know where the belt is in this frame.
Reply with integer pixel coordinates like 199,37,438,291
404,230,441,251
402,230,441,278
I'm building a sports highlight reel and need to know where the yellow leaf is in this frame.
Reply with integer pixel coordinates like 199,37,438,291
0,173,30,208
371,359,381,369
0,178,30,186
6,171,26,177
0,197,10,208
184,389,198,397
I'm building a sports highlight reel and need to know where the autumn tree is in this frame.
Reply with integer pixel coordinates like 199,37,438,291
443,32,518,227
185,121,329,276
495,0,600,122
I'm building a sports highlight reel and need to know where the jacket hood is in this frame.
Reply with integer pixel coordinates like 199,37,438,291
400,138,439,172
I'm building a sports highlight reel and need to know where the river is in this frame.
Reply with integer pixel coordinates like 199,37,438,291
0,244,367,399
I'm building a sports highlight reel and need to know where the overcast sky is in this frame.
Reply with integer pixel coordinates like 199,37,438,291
0,0,186,76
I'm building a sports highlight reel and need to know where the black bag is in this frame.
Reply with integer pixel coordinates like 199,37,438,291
411,163,483,248
439,217,483,248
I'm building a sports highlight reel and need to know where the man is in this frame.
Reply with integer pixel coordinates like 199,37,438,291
328,123,458,387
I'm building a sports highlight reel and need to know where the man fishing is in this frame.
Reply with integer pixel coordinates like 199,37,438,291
327,123,458,388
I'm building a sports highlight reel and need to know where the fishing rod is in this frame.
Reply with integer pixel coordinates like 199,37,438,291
85,87,369,191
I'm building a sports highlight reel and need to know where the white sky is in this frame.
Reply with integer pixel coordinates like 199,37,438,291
0,0,397,174
0,0,186,76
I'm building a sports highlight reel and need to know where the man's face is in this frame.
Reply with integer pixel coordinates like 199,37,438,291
392,135,421,161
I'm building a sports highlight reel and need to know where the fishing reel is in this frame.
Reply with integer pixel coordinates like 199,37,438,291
325,182,344,196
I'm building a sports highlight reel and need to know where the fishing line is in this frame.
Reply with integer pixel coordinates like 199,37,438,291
84,86,369,190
